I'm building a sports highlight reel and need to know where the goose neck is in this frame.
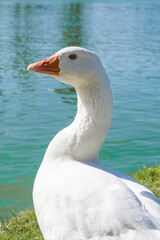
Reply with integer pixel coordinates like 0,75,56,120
69,81,113,162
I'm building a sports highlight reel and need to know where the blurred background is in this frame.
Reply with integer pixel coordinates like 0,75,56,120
0,0,160,217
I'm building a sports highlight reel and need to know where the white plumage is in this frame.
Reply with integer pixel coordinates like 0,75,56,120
28,47,160,240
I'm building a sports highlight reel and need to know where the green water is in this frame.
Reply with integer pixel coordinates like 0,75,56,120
0,0,160,217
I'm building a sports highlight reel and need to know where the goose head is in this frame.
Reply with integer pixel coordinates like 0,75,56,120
27,47,113,161
27,46,107,88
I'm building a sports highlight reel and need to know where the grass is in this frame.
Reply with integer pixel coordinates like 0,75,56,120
0,209,43,240
134,165,160,199
0,165,160,239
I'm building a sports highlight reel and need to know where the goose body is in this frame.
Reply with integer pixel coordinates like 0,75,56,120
28,47,160,240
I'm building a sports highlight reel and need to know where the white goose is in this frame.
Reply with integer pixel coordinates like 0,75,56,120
28,47,160,240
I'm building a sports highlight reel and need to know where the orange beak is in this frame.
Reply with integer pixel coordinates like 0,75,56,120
27,54,60,75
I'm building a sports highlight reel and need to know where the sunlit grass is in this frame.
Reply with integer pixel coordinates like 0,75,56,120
134,165,160,199
0,208,43,240
0,165,160,239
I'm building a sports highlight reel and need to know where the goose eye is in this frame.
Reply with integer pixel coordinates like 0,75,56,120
69,54,77,60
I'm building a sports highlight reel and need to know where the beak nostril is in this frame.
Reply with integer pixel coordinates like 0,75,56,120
40,59,49,66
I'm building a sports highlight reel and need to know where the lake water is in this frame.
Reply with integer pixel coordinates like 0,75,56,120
0,0,160,217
